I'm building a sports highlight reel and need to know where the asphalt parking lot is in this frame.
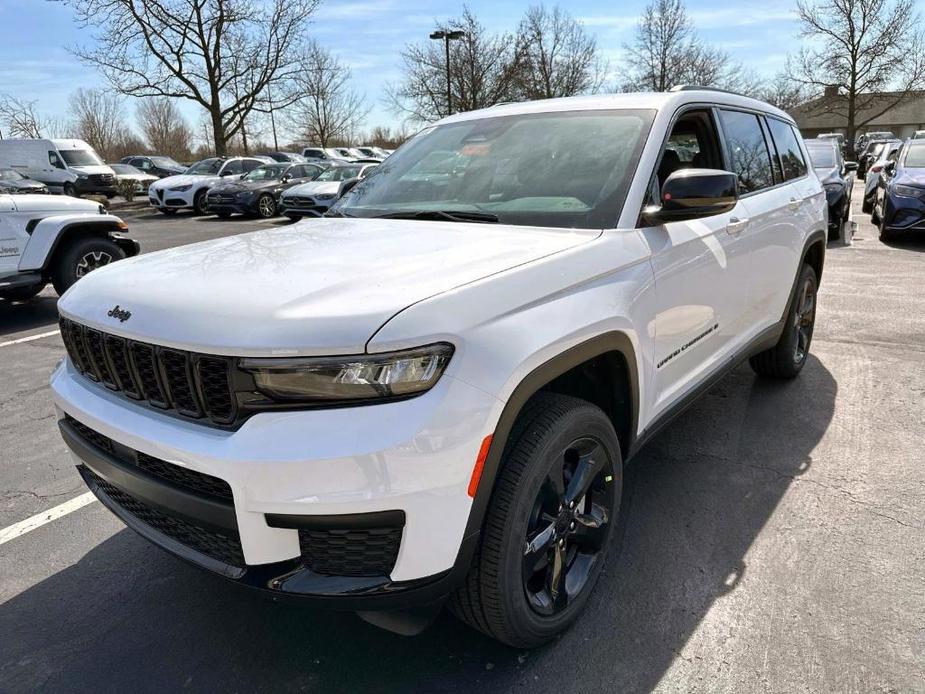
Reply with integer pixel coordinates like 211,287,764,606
1,190,923,693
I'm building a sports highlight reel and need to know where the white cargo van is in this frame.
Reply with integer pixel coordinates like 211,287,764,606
0,139,117,197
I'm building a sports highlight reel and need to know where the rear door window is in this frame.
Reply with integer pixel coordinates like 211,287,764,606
718,110,775,193
766,118,808,181
221,159,243,176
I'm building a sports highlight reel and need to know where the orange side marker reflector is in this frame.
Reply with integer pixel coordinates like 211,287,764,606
467,435,493,498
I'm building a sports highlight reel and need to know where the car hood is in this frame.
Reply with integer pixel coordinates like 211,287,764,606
151,173,218,189
12,194,100,214
814,166,842,185
58,218,600,356
895,169,925,187
0,179,45,191
210,180,279,194
71,164,116,176
283,181,340,196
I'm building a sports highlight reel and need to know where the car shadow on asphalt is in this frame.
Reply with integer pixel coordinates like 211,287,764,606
0,293,59,337
0,359,836,693
879,235,925,253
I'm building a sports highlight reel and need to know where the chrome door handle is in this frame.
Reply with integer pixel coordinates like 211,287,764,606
726,217,750,235
788,197,802,210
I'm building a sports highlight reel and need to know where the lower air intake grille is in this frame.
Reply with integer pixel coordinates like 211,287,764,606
299,527,403,577
84,467,245,567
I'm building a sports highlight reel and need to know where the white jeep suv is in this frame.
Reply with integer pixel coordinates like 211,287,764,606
51,89,826,647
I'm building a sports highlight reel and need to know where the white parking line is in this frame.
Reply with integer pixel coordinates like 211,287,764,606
0,493,97,546
0,329,61,348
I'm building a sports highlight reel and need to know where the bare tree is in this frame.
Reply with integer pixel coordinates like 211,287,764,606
70,88,129,159
287,43,369,147
63,0,319,155
622,0,742,92
787,0,925,153
515,5,606,100
760,73,810,114
137,98,193,160
0,94,52,138
386,7,521,123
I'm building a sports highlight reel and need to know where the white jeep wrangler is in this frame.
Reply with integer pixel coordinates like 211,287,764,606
51,89,826,647
0,194,137,302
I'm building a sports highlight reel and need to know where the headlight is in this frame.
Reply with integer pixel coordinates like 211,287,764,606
893,184,924,198
169,184,193,192
239,343,453,403
315,193,336,200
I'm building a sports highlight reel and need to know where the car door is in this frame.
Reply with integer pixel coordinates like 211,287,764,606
640,108,754,417
741,114,816,328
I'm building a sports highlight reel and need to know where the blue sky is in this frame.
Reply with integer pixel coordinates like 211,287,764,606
0,0,800,143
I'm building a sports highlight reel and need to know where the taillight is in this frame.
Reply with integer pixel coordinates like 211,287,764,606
871,165,883,173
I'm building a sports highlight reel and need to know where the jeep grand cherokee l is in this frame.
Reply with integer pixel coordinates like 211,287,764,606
51,88,827,648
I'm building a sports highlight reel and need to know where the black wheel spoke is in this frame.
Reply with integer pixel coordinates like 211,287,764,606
564,444,605,506
547,541,567,610
523,521,555,571
570,508,608,550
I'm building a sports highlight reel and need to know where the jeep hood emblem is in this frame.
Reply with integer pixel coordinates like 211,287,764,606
107,305,132,322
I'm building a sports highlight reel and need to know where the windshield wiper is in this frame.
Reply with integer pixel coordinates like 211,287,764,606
373,209,500,223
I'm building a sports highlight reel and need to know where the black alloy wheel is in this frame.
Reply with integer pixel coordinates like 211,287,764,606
522,436,615,616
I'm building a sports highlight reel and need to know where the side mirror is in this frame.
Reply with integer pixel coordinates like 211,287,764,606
337,177,361,199
281,174,292,183
643,169,738,225
884,161,896,175
844,161,858,172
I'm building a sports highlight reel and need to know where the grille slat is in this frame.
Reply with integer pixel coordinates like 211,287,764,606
60,318,235,426
159,349,202,418
299,527,402,577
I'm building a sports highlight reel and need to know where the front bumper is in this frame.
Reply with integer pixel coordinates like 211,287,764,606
279,197,334,217
882,194,925,232
206,193,259,215
51,358,499,606
149,187,196,209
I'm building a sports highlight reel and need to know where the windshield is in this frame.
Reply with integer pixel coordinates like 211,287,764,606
186,158,223,175
317,166,362,182
59,148,103,166
111,164,141,175
243,164,288,181
806,146,836,169
338,109,654,229
151,156,182,168
904,146,925,167
0,169,25,181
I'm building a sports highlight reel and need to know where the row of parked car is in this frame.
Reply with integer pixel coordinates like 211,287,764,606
0,138,392,202
148,152,384,219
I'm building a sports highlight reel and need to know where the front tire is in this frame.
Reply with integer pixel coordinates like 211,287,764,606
63,183,78,198
51,237,125,295
450,393,622,648
749,263,817,379
193,189,208,216
256,194,277,218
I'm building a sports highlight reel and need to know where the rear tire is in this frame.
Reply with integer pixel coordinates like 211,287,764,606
51,236,125,295
449,393,622,648
749,263,817,379
861,196,873,214
0,283,45,302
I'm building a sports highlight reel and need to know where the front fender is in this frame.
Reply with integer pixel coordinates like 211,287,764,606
19,213,128,272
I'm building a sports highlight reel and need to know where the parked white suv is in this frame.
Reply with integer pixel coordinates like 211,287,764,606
0,193,136,301
51,89,826,647
148,156,272,215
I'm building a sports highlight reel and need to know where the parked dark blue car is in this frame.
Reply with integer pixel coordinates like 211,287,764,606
874,140,925,240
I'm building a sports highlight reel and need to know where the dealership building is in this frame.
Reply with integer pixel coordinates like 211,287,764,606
793,87,925,139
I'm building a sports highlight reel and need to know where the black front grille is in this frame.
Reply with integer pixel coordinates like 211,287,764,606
65,414,234,503
299,527,402,577
84,467,244,567
60,318,236,426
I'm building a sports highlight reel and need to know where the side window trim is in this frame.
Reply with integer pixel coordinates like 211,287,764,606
759,115,784,185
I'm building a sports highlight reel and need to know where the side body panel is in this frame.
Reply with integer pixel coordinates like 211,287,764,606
18,213,126,271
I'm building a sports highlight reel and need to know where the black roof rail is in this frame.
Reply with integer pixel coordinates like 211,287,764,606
669,84,746,97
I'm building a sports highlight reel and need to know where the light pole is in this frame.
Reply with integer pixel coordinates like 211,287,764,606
429,29,465,116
